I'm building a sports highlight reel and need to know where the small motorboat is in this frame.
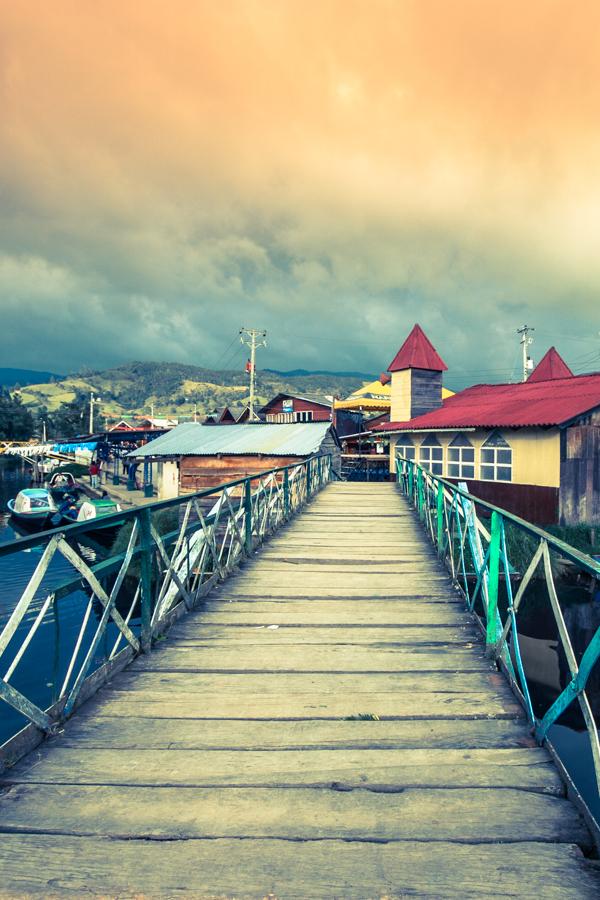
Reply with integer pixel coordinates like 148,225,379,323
7,488,58,526
52,496,124,540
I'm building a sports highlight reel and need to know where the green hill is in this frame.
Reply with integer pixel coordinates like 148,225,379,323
16,361,371,427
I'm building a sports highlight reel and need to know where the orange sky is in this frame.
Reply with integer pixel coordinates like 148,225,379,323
1,1,599,379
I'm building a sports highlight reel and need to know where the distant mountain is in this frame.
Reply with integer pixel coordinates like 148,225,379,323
265,368,376,380
0,368,63,387
16,361,369,422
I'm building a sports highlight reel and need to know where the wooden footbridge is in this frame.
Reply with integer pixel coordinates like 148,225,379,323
1,459,600,896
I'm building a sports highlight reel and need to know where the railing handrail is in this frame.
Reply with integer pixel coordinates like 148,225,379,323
0,453,329,556
398,461,600,577
0,453,333,767
396,455,600,829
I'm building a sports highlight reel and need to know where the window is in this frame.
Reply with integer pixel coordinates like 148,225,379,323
419,434,443,475
395,435,415,461
480,431,512,481
294,410,313,423
447,434,475,479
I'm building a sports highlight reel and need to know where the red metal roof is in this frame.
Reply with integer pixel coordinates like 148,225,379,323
388,324,448,373
528,347,573,382
374,372,600,432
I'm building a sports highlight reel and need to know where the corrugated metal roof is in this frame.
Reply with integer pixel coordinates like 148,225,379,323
128,422,334,458
373,372,600,432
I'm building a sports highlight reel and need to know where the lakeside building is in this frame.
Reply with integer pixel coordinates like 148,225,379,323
128,421,340,498
373,326,600,525
259,393,332,423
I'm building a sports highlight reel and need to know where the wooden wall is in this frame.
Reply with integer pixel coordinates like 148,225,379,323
560,425,600,525
448,478,560,525
180,455,301,493
410,369,443,418
262,397,331,421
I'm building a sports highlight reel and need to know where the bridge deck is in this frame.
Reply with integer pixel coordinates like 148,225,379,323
0,482,599,897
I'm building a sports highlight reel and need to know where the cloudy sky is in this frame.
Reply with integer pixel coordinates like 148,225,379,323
1,1,599,387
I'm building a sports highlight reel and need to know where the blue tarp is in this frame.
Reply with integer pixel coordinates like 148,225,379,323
52,442,98,454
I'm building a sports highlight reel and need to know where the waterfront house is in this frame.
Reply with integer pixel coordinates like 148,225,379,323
373,327,600,525
259,393,332,423
128,421,341,498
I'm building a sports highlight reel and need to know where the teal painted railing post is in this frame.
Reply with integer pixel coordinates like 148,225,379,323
436,481,444,556
244,478,253,554
317,454,322,486
486,510,501,653
306,458,312,497
417,469,424,520
138,508,153,653
283,468,290,518
408,464,414,502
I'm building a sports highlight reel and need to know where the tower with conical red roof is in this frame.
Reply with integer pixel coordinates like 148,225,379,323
527,347,573,383
388,324,447,422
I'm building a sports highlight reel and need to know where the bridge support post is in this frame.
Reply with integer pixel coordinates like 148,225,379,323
486,510,501,654
283,469,290,518
244,479,253,555
306,459,312,497
138,508,153,653
436,481,444,556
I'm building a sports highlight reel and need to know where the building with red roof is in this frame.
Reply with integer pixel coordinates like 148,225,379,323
374,328,600,525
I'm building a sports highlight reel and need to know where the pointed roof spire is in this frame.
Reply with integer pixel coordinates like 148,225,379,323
528,347,573,382
388,324,448,373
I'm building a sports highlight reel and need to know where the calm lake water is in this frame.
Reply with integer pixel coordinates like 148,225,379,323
0,456,598,824
0,456,132,742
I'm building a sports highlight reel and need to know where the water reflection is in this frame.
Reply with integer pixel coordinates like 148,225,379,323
0,457,139,744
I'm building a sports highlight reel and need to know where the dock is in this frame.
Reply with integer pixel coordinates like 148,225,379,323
0,482,599,896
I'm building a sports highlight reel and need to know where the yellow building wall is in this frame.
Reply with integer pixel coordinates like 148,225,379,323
390,370,412,422
389,428,561,486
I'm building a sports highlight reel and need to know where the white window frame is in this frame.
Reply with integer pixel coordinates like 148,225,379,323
294,410,314,423
395,436,416,462
447,434,475,480
419,435,443,475
480,432,513,482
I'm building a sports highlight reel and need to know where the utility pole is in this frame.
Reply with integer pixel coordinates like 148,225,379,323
517,325,535,382
240,327,267,421
89,392,101,433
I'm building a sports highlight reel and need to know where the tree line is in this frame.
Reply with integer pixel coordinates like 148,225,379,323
0,389,90,441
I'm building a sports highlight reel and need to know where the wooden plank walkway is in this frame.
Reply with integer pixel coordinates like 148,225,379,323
0,482,599,897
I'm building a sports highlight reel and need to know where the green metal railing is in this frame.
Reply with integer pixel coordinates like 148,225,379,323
397,456,600,796
0,454,332,762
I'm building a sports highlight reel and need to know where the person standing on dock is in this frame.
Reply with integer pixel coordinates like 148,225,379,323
89,459,99,489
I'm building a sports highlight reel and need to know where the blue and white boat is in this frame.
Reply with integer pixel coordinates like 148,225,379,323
7,488,58,526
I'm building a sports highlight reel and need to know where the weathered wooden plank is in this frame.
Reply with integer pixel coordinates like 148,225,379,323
7,747,563,794
260,549,429,560
128,645,492,673
91,689,522,719
248,562,437,573
0,785,589,846
196,603,468,625
167,624,479,645
219,584,451,598
112,670,504,693
236,571,443,586
55,716,535,751
4,835,599,899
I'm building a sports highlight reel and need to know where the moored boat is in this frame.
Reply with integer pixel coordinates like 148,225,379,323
7,488,58,527
52,496,124,539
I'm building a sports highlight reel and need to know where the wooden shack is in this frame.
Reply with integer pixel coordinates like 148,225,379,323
129,422,340,499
